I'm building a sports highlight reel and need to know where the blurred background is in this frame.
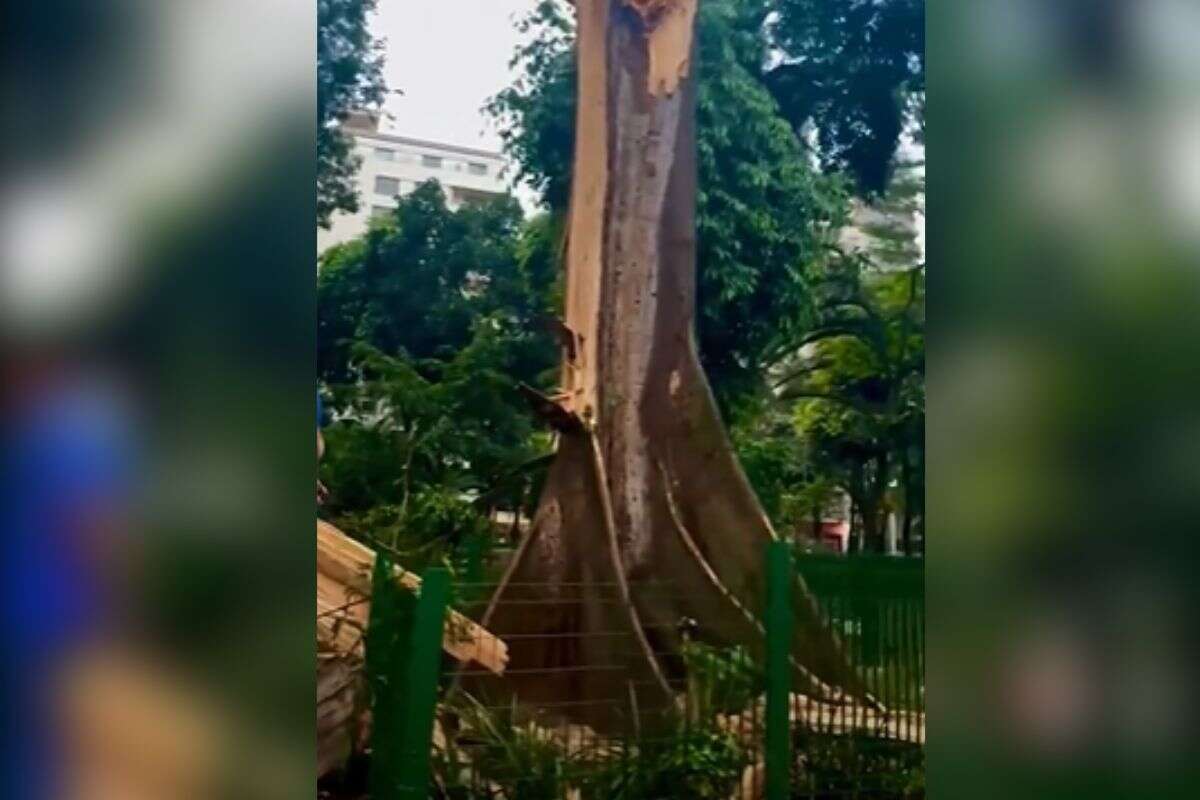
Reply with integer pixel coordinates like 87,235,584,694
930,0,1200,797
2,1,313,797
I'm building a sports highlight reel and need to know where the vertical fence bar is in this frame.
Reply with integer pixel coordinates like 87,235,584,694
765,541,793,800
366,555,419,800
396,568,450,800
889,599,898,720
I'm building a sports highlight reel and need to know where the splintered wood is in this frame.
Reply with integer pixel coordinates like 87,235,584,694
316,520,509,675
558,0,698,427
623,0,698,96
560,0,611,424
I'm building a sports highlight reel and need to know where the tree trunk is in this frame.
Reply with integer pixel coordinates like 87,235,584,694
848,467,865,554
472,0,864,731
810,500,821,551
866,452,889,553
900,453,914,556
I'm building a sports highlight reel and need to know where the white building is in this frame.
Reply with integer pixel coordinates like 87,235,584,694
318,111,510,252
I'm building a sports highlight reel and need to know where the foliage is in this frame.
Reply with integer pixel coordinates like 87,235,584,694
780,259,925,551
318,187,559,552
732,400,812,526
487,0,849,409
743,120,925,548
319,182,553,383
435,694,573,800
584,645,755,799
767,0,926,195
318,0,386,227
681,641,763,719
582,725,746,800
850,144,925,270
320,335,550,556
792,734,925,799
429,645,761,800
729,407,844,537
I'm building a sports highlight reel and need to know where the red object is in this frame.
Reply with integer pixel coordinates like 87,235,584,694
819,520,851,554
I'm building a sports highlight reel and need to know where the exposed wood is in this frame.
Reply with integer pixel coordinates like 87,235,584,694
518,382,585,433
317,569,366,655
317,652,360,778
545,316,579,362
623,0,699,96
316,519,509,675
559,0,610,423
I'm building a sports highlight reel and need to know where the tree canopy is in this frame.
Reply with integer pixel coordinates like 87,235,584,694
318,0,385,228
779,259,925,551
318,184,558,552
767,0,926,195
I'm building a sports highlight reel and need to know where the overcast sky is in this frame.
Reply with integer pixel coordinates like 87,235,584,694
372,0,539,152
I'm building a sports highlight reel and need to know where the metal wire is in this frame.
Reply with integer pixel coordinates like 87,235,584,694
364,554,924,799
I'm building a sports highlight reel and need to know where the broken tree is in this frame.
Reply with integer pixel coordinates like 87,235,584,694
474,0,865,730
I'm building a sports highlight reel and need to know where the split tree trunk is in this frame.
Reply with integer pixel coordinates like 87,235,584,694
474,0,864,731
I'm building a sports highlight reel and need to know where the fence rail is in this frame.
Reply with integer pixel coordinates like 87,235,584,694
346,546,924,799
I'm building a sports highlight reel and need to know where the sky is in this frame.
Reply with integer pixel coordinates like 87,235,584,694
371,0,539,152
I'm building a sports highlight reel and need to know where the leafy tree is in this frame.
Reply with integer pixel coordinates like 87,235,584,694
767,0,926,195
842,140,925,269
320,338,550,557
317,183,558,552
488,0,850,410
318,0,385,227
318,181,553,384
732,401,843,539
731,403,805,526
752,92,925,551
778,259,925,552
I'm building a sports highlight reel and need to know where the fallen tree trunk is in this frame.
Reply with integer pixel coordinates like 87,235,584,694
473,0,866,732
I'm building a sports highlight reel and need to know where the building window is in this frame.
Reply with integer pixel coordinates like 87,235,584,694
468,162,488,176
371,205,393,220
374,147,395,161
374,176,400,196
421,154,443,169
452,187,499,206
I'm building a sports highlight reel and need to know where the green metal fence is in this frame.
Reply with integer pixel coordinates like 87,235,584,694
356,545,924,799
793,552,926,727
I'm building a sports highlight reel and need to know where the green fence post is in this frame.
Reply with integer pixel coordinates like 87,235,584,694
765,541,793,800
397,567,450,799
366,555,419,800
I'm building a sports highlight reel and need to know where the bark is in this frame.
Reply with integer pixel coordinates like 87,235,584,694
863,453,889,553
471,0,865,731
848,468,865,554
